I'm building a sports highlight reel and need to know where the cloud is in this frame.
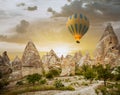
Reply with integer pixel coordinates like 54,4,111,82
48,0,120,22
47,7,58,15
0,35,7,40
0,18,68,44
67,0,72,2
16,20,30,33
27,6,37,11
17,2,25,7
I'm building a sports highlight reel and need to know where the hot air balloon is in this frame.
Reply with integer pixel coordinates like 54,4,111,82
66,13,89,43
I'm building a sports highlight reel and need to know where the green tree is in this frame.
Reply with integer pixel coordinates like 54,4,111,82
83,67,97,83
95,64,112,86
114,66,120,81
81,64,89,72
26,73,42,85
49,69,61,77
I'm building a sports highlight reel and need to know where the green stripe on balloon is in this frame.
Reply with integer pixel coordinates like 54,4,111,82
75,24,78,33
74,14,77,19
68,26,73,35
81,25,86,35
79,24,82,35
71,25,74,33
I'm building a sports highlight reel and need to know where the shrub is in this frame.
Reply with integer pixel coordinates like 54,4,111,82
54,79,64,88
81,81,88,86
49,69,61,77
58,86,75,91
45,72,54,79
114,66,120,81
26,73,42,85
16,81,24,86
39,79,46,84
75,67,83,75
65,78,70,82
0,80,9,89
83,67,97,83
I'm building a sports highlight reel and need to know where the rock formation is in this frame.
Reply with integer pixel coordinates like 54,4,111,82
60,55,75,76
73,51,82,64
94,23,120,66
1,51,10,66
12,56,22,71
0,51,12,80
42,49,60,72
21,41,43,76
78,52,92,67
10,56,22,80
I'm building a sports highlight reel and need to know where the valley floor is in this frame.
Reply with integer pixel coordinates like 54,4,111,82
19,76,103,95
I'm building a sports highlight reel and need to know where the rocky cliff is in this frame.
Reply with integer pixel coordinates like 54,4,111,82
94,23,120,66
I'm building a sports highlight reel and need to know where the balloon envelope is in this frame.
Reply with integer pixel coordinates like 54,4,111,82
66,13,89,43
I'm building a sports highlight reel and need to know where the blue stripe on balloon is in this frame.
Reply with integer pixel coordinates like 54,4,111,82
80,14,83,19
69,16,72,19
74,14,77,19
75,24,78,33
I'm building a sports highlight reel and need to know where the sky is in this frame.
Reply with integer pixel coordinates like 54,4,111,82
0,0,120,59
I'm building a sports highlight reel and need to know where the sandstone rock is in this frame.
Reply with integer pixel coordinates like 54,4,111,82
22,41,42,68
12,56,22,71
21,41,43,76
78,52,92,67
73,51,82,64
2,51,10,65
42,49,60,73
10,56,22,80
94,23,120,66
60,55,75,76
0,52,12,80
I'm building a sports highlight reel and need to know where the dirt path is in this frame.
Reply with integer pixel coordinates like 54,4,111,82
20,81,103,95
55,81,103,95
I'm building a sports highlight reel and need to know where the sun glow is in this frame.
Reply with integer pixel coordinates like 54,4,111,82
54,46,70,57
